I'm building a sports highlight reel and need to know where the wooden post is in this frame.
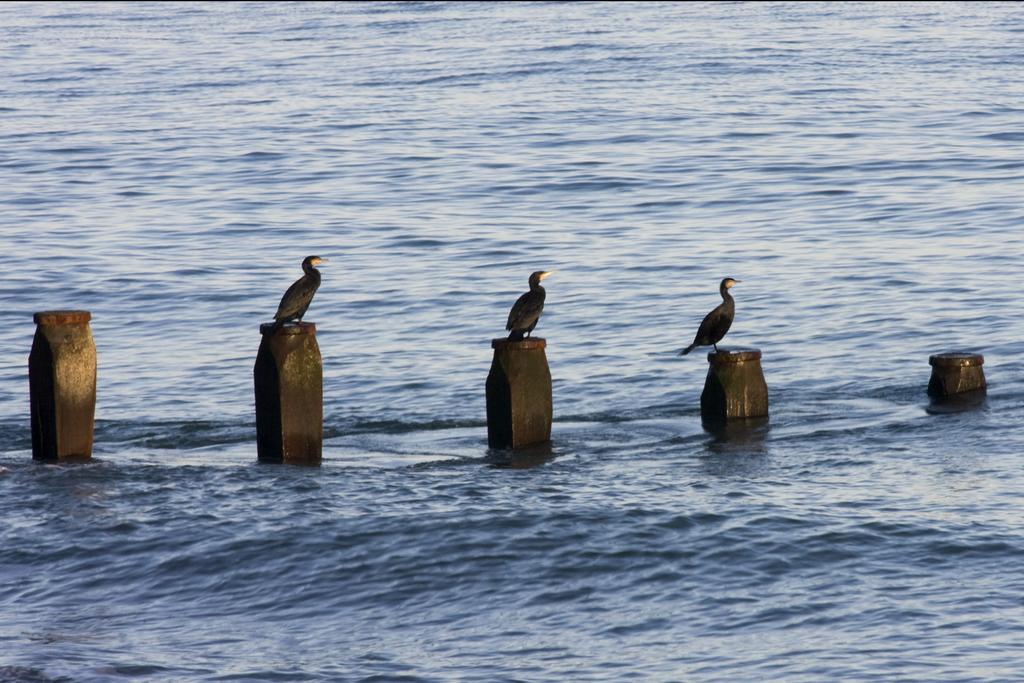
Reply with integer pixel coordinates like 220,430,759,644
486,338,552,449
701,348,768,420
254,322,322,465
928,352,985,398
29,310,97,460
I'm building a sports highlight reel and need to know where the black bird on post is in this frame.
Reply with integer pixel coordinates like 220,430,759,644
681,277,740,355
506,271,552,341
256,255,327,465
274,255,327,328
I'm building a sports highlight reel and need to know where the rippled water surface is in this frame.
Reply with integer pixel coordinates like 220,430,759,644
3,2,1024,680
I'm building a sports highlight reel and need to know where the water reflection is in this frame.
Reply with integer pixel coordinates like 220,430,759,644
925,389,988,416
486,441,556,469
702,416,770,456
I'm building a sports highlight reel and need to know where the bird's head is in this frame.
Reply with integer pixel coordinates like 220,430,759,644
302,255,328,269
721,277,740,290
529,270,553,287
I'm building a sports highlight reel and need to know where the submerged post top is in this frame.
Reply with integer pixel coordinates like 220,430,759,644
707,347,761,363
492,338,546,350
260,322,317,336
34,310,91,326
930,352,984,368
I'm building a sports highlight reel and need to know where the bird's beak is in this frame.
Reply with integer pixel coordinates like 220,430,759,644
316,258,329,266
540,271,553,280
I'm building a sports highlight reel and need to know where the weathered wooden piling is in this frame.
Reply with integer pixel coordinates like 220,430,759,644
928,352,985,398
486,338,552,449
700,348,768,420
29,310,97,460
254,322,322,465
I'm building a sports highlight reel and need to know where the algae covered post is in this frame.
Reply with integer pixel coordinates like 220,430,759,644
486,338,552,449
254,322,323,465
928,352,986,398
29,310,97,460
700,347,769,421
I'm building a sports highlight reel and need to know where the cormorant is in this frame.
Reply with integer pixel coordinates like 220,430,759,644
506,270,552,340
680,277,740,355
273,255,327,327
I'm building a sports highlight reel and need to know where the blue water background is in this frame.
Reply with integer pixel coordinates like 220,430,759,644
2,2,1024,680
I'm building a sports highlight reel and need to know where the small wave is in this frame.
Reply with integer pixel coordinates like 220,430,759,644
178,80,252,90
19,75,85,84
980,131,1024,142
238,151,286,160
787,87,867,95
798,131,863,139
94,419,253,450
38,146,106,155
532,42,610,53
0,667,71,683
338,417,483,436
386,237,449,248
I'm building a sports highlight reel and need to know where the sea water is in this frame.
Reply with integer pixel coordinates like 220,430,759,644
2,2,1024,680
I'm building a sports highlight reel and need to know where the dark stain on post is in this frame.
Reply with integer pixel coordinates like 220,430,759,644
29,310,97,460
701,347,769,421
254,322,323,465
486,338,552,449
928,352,985,398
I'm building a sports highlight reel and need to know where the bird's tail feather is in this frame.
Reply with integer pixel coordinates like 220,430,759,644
508,330,525,341
680,344,695,356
